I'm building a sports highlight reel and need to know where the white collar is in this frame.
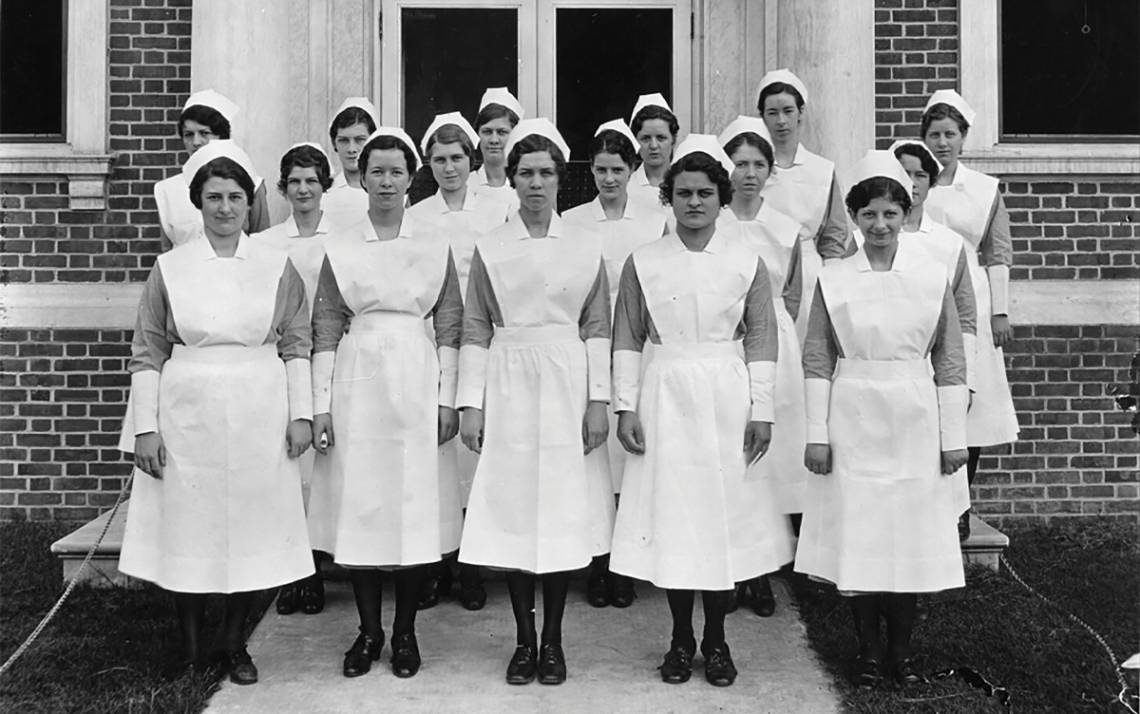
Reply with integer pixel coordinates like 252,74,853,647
505,211,564,239
189,232,250,260
283,211,334,237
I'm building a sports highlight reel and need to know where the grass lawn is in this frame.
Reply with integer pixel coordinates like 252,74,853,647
790,517,1140,713
0,521,272,714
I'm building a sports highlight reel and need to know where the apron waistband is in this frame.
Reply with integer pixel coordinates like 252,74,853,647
493,324,580,346
652,341,741,361
835,358,930,380
170,343,279,364
349,312,426,334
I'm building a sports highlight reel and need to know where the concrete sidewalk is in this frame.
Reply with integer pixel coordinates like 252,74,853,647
206,577,839,713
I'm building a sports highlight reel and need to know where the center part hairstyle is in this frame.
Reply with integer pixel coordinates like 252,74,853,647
723,132,774,169
189,157,255,209
329,106,378,142
660,152,733,208
631,104,680,139
505,134,567,187
844,176,913,215
425,124,476,161
756,81,805,113
277,144,333,193
178,104,231,140
588,129,638,169
358,134,420,176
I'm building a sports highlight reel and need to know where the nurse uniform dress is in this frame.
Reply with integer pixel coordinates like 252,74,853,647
718,203,812,515
118,235,315,593
794,240,968,594
626,166,673,219
155,171,270,248
923,164,1020,448
306,216,464,567
563,196,667,492
321,172,370,230
456,213,615,574
467,166,520,213
608,231,795,591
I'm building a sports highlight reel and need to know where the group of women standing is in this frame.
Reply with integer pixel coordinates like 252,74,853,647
117,70,1018,692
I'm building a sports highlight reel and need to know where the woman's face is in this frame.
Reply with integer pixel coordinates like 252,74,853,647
591,151,631,202
361,148,411,212
671,170,721,232
729,143,771,200
181,119,215,155
897,154,931,207
200,176,248,239
428,141,471,193
334,122,371,175
636,119,675,170
478,117,513,167
851,196,907,250
283,166,324,215
513,151,559,213
761,92,802,145
923,117,965,166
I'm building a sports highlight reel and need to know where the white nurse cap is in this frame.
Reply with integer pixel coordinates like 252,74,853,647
849,149,914,198
670,133,735,174
593,118,639,152
478,87,525,120
755,68,810,107
923,89,976,126
329,96,380,133
181,139,257,183
629,92,673,124
504,118,571,162
363,127,423,170
888,139,943,174
717,115,773,149
183,89,239,123
420,112,480,153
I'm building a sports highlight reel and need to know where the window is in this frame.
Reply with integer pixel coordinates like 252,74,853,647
0,0,66,141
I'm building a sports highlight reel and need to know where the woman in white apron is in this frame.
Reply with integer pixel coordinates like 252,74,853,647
467,87,522,211
255,142,337,616
322,97,379,229
120,141,315,685
409,112,511,612
153,89,271,249
716,115,808,618
609,136,793,687
457,119,614,686
628,93,679,215
564,118,667,610
307,128,463,680
795,152,969,689
920,90,1020,539
755,70,852,343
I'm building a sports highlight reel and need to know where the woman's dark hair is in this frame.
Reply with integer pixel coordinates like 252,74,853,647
424,124,476,161
844,176,913,215
757,81,805,113
178,104,231,140
474,103,520,131
357,134,419,176
505,134,567,187
189,157,255,209
588,129,637,169
631,105,679,139
920,103,970,138
328,106,377,143
723,132,774,170
659,152,733,207
276,145,333,193
892,144,940,183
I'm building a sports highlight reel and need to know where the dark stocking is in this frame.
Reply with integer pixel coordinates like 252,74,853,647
392,566,424,637
966,446,982,487
700,589,730,648
665,589,696,647
540,571,571,645
349,569,384,640
505,570,537,647
173,592,206,662
223,590,255,651
882,593,918,661
848,595,883,660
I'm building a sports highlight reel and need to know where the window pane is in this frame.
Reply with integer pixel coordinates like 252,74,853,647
0,0,66,140
1001,0,1140,139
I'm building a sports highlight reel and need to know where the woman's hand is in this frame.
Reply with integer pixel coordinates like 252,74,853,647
804,443,832,475
134,431,166,479
991,315,1012,348
743,421,772,465
286,419,312,458
312,413,334,454
582,401,609,454
617,411,645,455
438,406,459,445
942,448,968,475
461,408,484,454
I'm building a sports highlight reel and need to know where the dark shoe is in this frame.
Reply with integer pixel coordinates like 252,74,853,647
608,573,636,608
586,564,610,607
749,576,776,618
342,632,384,678
505,645,537,685
417,576,441,610
299,574,325,615
851,655,884,689
537,643,567,685
275,582,299,615
892,656,923,687
659,640,695,684
390,633,422,678
701,642,737,687
958,511,972,541
459,567,487,611
223,646,258,685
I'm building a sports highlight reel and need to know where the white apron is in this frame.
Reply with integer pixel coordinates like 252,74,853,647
467,167,520,212
322,173,370,231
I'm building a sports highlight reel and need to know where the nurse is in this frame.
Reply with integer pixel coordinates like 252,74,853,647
563,118,667,609
609,135,793,687
628,93,680,212
795,151,969,689
154,90,271,249
716,115,808,617
322,97,380,228
308,128,463,679
457,119,614,686
755,69,852,342
119,140,314,684
919,90,1019,540
468,87,523,211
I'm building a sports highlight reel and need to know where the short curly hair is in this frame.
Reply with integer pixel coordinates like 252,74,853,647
659,152,733,208
844,176,913,215
188,157,255,210
277,144,333,193
505,134,567,188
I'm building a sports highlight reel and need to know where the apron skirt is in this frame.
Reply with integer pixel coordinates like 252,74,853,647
965,255,1020,447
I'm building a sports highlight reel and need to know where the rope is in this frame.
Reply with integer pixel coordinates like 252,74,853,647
0,473,133,679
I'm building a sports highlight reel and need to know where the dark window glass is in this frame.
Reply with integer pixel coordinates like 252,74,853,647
1001,0,1140,140
0,0,66,141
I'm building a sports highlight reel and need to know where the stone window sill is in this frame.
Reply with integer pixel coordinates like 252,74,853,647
964,143,1140,176
0,145,114,210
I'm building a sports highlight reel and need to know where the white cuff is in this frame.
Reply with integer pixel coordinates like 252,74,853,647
437,346,459,409
312,350,335,414
456,345,489,410
747,360,777,422
937,384,969,452
585,338,611,403
131,369,160,436
285,358,313,422
804,378,831,444
612,349,643,412
962,332,978,392
987,264,1010,316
